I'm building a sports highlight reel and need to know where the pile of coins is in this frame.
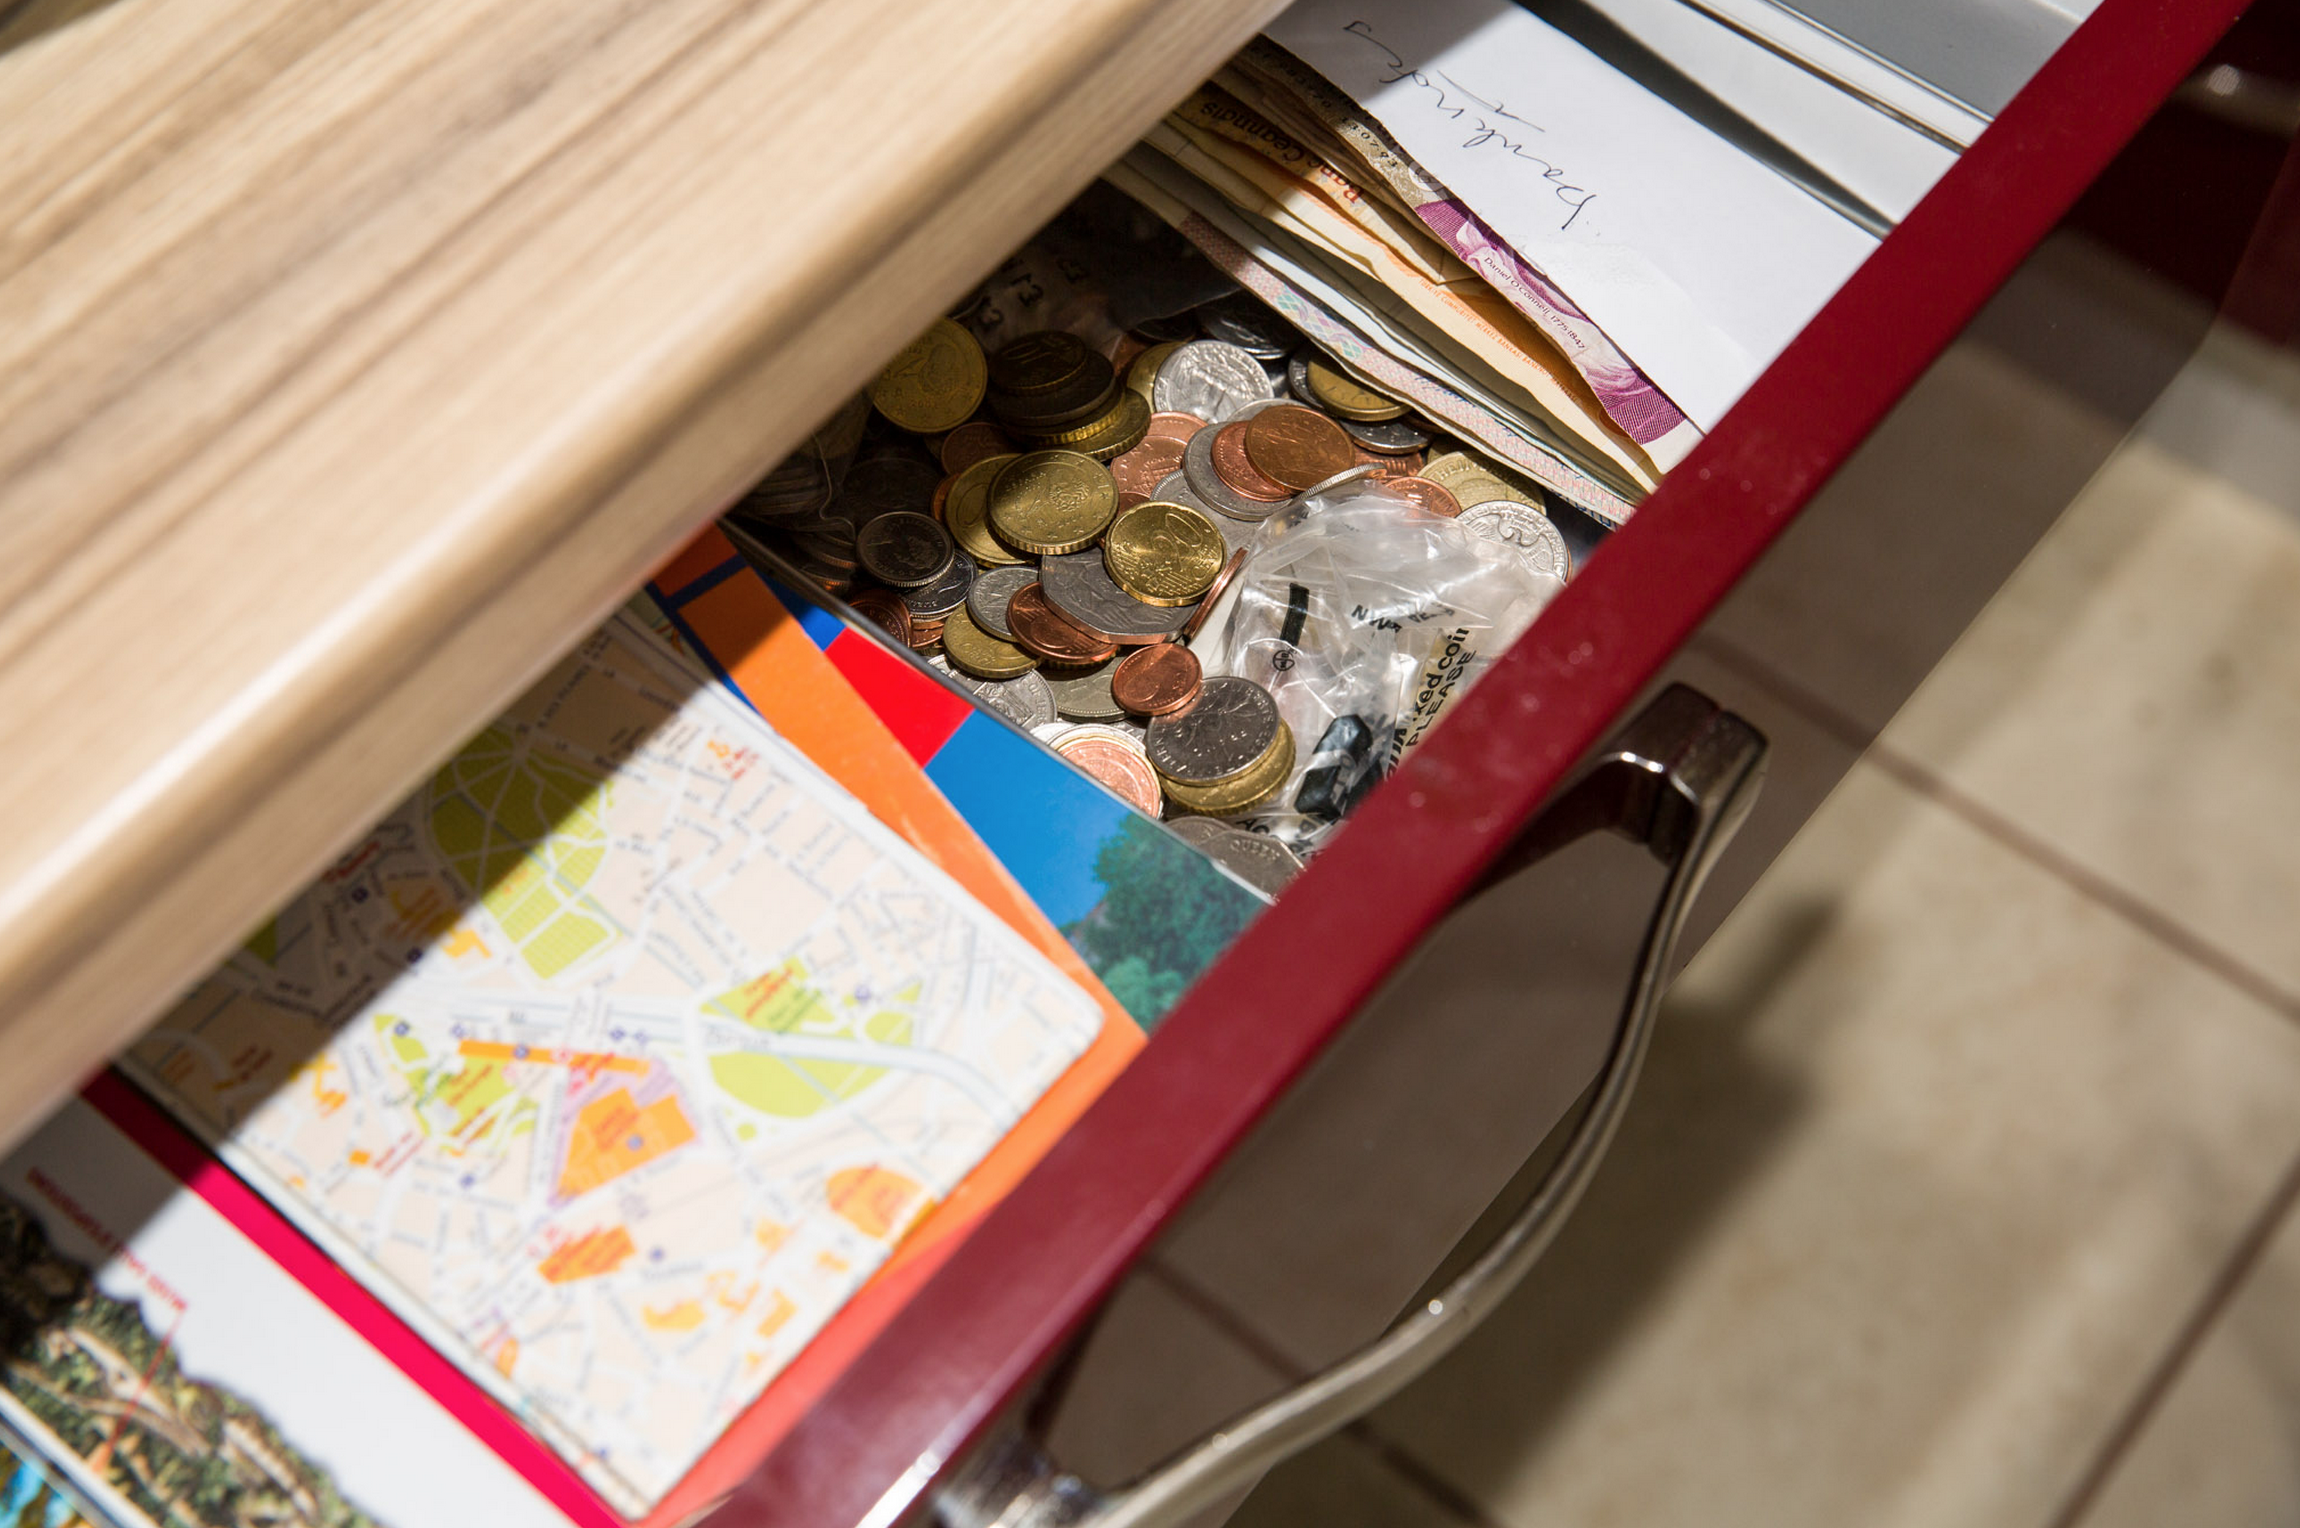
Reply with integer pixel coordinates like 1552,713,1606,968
727,297,1577,885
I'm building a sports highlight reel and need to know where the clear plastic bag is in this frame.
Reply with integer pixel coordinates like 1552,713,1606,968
1193,476,1562,853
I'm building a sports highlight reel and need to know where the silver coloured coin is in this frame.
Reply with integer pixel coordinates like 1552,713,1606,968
1167,816,1303,897
966,564,1039,641
931,657,1058,731
1459,500,1571,583
1046,659,1125,721
1147,677,1279,783
1153,340,1275,424
855,511,955,588
1286,351,1318,407
902,546,974,617
1296,464,1381,502
1039,552,1194,642
1342,416,1433,454
1195,293,1296,360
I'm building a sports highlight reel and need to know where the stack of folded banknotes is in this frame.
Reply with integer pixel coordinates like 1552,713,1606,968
1110,35,1688,531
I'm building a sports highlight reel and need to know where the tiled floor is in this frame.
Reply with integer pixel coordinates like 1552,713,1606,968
1221,320,2300,1527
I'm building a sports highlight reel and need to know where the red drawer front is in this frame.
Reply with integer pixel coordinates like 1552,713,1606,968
725,2,2265,1522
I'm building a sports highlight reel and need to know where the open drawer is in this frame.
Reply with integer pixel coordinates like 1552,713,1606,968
0,0,2290,1525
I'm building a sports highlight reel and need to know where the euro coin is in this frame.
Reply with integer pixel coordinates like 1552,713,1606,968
1103,501,1225,606
944,454,1025,568
988,450,1119,556
1006,585,1119,666
943,606,1040,679
869,319,988,433
1111,643,1202,717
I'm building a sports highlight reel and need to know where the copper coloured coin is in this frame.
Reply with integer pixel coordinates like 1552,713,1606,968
1147,410,1208,442
1111,643,1202,716
1006,584,1120,665
1180,548,1249,643
1243,404,1356,492
940,421,1012,475
1051,730,1163,816
1386,475,1463,518
1211,420,1292,503
1109,413,1203,500
849,588,913,646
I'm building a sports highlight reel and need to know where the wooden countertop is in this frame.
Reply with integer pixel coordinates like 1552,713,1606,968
0,0,1284,1150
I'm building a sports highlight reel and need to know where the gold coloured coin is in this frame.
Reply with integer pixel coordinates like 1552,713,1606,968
944,454,1026,568
1020,388,1147,457
1126,341,1181,408
1421,451,1541,510
990,331,1095,397
1305,359,1407,422
1073,390,1152,461
1103,501,1225,606
988,450,1119,556
942,606,1040,679
870,319,988,433
1161,725,1296,816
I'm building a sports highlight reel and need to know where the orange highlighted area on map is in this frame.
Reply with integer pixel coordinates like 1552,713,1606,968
538,1225,637,1284
825,1165,929,1242
557,1086,696,1200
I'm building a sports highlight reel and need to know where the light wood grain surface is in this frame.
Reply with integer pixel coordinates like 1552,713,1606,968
0,0,1286,1151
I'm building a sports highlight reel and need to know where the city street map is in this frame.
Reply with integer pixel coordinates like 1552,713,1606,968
120,612,1105,1514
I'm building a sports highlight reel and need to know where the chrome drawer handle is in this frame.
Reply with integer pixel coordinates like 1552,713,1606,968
937,683,1768,1528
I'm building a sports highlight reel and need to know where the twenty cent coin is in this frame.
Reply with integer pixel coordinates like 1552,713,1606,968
1422,451,1541,510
